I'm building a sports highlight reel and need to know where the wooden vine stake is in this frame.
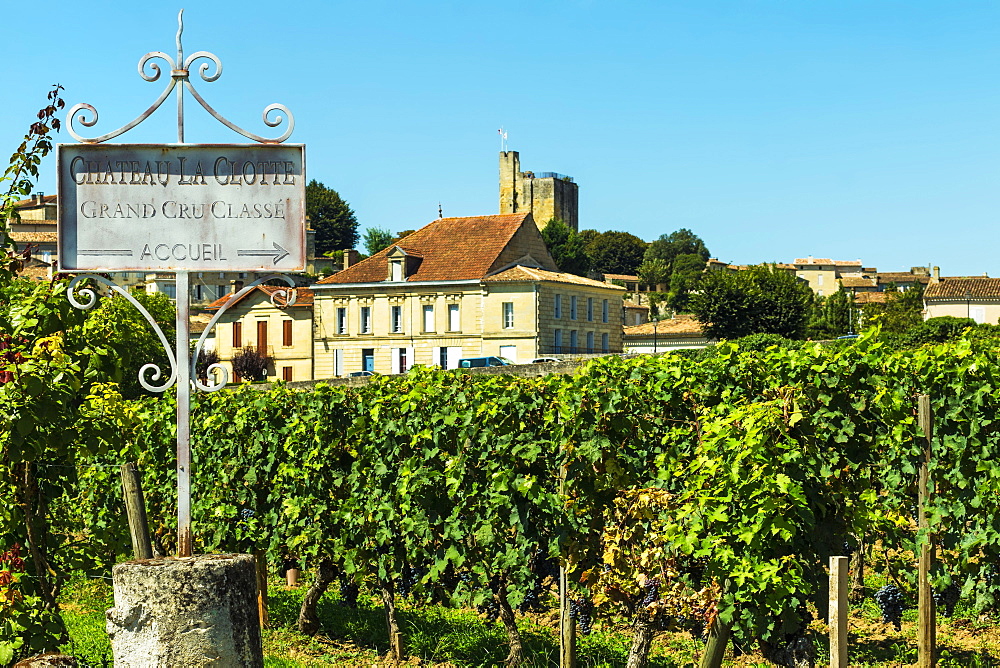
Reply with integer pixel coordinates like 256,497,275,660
120,462,152,560
917,394,936,667
558,459,576,668
828,556,849,667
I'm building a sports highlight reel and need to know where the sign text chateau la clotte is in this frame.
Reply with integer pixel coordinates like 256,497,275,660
58,143,306,272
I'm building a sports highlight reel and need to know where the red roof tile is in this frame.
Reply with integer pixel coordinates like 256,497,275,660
206,286,313,311
485,265,626,289
924,278,1000,300
317,213,540,284
624,315,703,335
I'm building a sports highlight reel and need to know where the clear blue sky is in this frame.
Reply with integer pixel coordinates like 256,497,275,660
4,1,1000,276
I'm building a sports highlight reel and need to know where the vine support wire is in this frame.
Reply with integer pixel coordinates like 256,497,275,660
64,9,298,558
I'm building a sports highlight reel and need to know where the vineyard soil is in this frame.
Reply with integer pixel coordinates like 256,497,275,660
57,573,1000,667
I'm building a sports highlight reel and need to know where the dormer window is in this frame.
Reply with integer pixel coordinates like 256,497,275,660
386,246,422,282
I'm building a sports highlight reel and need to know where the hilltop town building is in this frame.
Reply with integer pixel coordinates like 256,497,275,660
499,151,579,231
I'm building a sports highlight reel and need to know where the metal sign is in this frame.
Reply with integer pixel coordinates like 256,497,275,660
58,143,305,272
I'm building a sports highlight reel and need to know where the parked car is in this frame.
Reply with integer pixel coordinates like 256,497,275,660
529,357,563,364
458,356,514,368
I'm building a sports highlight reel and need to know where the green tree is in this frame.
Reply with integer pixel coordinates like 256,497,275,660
362,227,395,256
860,283,924,335
643,228,710,268
807,289,854,339
666,252,708,310
637,258,669,290
585,231,646,275
540,219,590,276
691,264,813,340
306,180,359,256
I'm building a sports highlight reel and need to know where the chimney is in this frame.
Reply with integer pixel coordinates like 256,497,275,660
931,266,940,283
343,249,360,271
230,279,244,294
33,192,43,205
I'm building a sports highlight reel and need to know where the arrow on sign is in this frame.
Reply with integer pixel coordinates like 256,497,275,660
237,242,289,265
78,249,133,256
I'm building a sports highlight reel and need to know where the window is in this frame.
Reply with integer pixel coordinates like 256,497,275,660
360,306,372,334
390,260,403,282
602,333,609,353
602,299,609,323
586,331,594,353
554,294,562,319
423,305,435,332
587,298,593,322
233,321,242,348
570,296,577,320
282,320,292,347
161,284,176,299
391,305,402,333
336,308,347,335
554,329,562,354
502,302,514,329
396,347,409,373
282,366,293,382
817,274,824,286
448,303,460,331
439,347,449,369
333,349,344,376
569,330,578,352
257,321,268,355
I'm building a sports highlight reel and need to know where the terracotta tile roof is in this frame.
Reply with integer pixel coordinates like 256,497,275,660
877,272,930,284
624,299,649,309
603,273,639,282
854,292,888,305
484,265,625,289
13,195,56,208
840,277,877,288
624,315,703,336
318,214,536,284
924,278,1000,301
206,286,314,311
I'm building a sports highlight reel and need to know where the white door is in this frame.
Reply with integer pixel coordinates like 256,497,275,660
971,306,986,324
499,345,517,363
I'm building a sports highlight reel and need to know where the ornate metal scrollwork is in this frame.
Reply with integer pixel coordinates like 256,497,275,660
67,9,293,145
67,275,178,393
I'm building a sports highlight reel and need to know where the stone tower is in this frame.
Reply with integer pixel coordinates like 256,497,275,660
499,151,579,231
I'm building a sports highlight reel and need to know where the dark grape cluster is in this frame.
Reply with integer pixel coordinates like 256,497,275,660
640,578,660,607
477,596,500,622
338,574,359,608
933,582,960,618
517,547,558,613
398,564,426,597
239,507,255,520
874,584,905,630
569,597,594,635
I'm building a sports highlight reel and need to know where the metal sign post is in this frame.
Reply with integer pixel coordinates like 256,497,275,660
60,10,303,557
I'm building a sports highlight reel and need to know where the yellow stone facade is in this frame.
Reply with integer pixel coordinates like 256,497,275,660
312,272,624,376
210,290,314,383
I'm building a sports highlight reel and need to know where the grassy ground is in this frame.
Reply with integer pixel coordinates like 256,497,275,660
58,573,1000,667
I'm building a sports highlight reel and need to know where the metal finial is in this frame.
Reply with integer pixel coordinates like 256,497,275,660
67,9,293,144
176,9,184,64
438,202,443,218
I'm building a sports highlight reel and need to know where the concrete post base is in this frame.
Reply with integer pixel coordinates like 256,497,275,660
106,554,263,667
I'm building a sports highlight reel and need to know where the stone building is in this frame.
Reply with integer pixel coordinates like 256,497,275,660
924,275,1000,325
311,212,623,377
206,286,315,382
499,151,579,231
